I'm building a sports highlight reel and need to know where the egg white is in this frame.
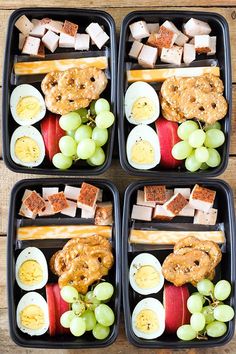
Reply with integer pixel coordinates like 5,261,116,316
10,125,45,167
132,298,165,339
10,84,46,126
125,82,160,125
16,292,49,336
129,253,164,295
126,124,160,169
15,247,48,291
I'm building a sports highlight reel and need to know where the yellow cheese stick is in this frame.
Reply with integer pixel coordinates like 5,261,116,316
127,66,220,83
14,56,108,75
17,225,112,240
129,229,225,245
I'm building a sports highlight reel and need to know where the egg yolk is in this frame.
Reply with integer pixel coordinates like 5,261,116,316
15,137,40,163
135,309,159,334
134,265,160,289
20,305,45,330
16,96,41,120
131,97,155,122
131,140,154,165
18,260,43,285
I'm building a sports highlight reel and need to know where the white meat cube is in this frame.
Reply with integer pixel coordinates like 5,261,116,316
42,30,59,53
129,21,150,40
128,33,140,42
22,36,41,55
175,32,189,46
138,44,158,68
131,204,153,221
162,20,188,46
86,23,103,38
129,41,144,59
207,36,217,56
160,46,183,65
44,20,63,34
93,30,109,49
60,200,77,218
19,33,27,50
136,190,156,208
183,43,196,64
189,184,216,212
195,35,211,53
194,208,218,225
74,33,90,50
38,201,55,217
42,187,59,200
64,186,81,201
153,205,173,221
15,15,33,35
183,18,211,37
81,207,96,219
19,204,36,219
146,23,160,34
177,204,195,217
30,19,46,37
174,188,191,199
59,32,75,48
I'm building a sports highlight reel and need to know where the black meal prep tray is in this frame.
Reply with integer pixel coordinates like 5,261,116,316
7,178,121,349
122,179,235,349
2,8,117,175
117,11,232,178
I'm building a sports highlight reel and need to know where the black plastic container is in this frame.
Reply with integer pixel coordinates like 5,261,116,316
2,8,116,175
7,178,121,348
122,179,235,348
118,11,232,177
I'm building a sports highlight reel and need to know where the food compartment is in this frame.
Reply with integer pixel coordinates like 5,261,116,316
122,179,235,348
7,178,121,348
3,8,116,175
118,11,231,177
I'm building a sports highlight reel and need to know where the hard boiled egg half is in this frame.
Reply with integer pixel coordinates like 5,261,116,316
15,247,48,291
129,253,164,295
16,292,49,336
10,84,46,125
125,82,160,125
10,126,45,167
126,124,160,169
132,298,165,339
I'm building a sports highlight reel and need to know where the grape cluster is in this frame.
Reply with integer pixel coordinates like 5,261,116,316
177,279,234,341
172,121,225,172
60,282,115,340
52,98,115,169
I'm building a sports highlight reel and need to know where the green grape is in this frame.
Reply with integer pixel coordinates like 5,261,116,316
177,325,197,341
187,294,203,314
59,112,81,131
60,310,76,328
92,127,108,147
70,316,86,337
214,305,234,322
195,146,209,163
60,286,79,303
95,111,115,129
90,100,97,116
172,141,192,160
59,136,77,157
192,292,205,305
200,162,209,170
177,120,199,140
74,125,92,143
95,98,110,114
197,279,214,296
202,306,215,324
52,153,73,169
214,280,232,301
77,139,96,159
206,321,227,337
95,304,115,326
87,147,105,166
81,309,97,331
92,323,110,340
67,130,76,138
94,282,114,301
188,129,206,148
76,108,89,123
72,300,86,316
204,129,225,148
190,312,206,332
204,122,222,131
206,148,221,167
185,152,201,172
85,291,101,310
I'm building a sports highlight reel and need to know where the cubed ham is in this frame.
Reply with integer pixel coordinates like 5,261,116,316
15,15,33,35
136,190,156,208
149,25,178,49
144,185,166,204
48,192,69,213
163,193,188,216
30,19,46,37
177,203,195,217
174,188,191,199
64,186,81,201
138,45,158,68
131,205,153,221
62,20,78,37
38,201,55,217
44,20,63,34
95,202,113,225
59,32,75,48
77,182,99,211
146,23,160,34
183,43,196,64
183,18,211,37
189,184,216,212
42,30,59,52
160,46,183,65
153,205,173,221
129,21,150,40
207,36,217,56
81,207,96,219
22,189,32,201
22,36,41,55
195,35,211,53
162,20,188,46
129,41,144,59
23,190,46,214
74,33,90,50
42,187,59,200
60,200,77,217
194,208,218,225
19,33,27,50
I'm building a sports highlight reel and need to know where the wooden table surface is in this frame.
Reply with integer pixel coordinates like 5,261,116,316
1,0,236,353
